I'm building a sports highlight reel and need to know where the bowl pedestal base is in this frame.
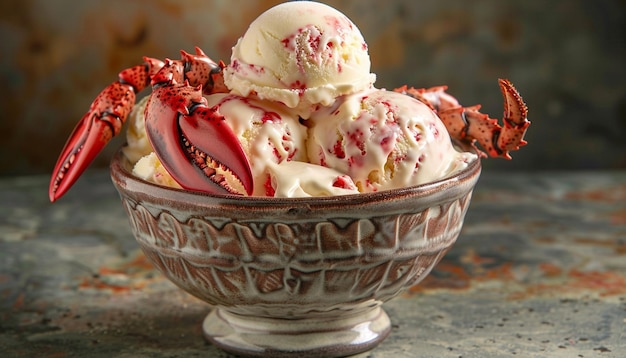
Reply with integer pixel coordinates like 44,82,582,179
203,306,391,357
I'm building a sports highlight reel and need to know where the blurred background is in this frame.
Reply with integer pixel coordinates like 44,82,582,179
1,0,624,176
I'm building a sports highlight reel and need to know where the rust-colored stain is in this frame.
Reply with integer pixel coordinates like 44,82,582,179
460,248,495,266
477,262,515,282
565,183,626,203
406,250,514,295
78,277,145,293
12,292,25,310
534,236,557,244
573,236,626,255
408,261,472,293
98,253,154,275
77,252,156,294
568,270,626,295
538,262,562,277
609,207,626,225
405,246,626,300
509,269,626,300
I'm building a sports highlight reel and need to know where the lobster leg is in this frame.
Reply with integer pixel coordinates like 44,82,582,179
396,79,529,159
496,79,530,156
438,105,499,157
181,47,229,94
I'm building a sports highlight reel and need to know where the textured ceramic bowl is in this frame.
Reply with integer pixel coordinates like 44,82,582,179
110,147,481,357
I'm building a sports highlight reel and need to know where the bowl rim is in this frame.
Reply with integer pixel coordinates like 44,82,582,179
110,144,481,208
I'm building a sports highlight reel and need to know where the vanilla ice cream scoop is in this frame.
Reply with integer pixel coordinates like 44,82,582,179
224,1,375,118
205,93,308,196
268,160,359,198
133,152,182,189
122,96,152,164
307,89,477,193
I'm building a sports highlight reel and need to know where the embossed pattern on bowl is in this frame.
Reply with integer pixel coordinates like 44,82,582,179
110,148,481,357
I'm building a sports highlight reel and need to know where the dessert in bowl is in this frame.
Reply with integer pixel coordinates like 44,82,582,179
110,145,481,357
49,1,528,356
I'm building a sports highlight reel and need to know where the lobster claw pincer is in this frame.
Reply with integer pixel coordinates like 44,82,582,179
145,82,253,195
49,82,136,202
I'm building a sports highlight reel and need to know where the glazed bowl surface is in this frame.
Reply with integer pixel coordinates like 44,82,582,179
110,148,481,357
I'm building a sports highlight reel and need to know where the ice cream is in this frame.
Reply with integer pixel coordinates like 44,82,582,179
123,96,180,188
133,152,182,189
306,89,477,193
203,93,307,196
223,1,375,118
129,93,307,196
124,1,477,198
122,96,152,164
268,161,359,197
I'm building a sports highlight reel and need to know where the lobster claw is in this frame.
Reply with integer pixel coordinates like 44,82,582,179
49,82,135,202
145,82,253,195
49,112,116,202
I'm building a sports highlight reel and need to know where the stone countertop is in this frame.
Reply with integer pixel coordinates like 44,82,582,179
1,170,625,357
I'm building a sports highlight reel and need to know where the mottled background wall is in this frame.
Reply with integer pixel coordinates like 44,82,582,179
1,0,624,176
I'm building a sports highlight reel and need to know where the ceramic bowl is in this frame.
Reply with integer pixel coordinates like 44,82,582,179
110,147,481,357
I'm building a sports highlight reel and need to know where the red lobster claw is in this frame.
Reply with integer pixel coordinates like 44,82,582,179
145,82,253,195
49,48,231,202
49,81,136,202
49,61,164,202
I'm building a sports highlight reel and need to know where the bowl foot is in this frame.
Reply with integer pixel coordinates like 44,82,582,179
203,306,391,357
